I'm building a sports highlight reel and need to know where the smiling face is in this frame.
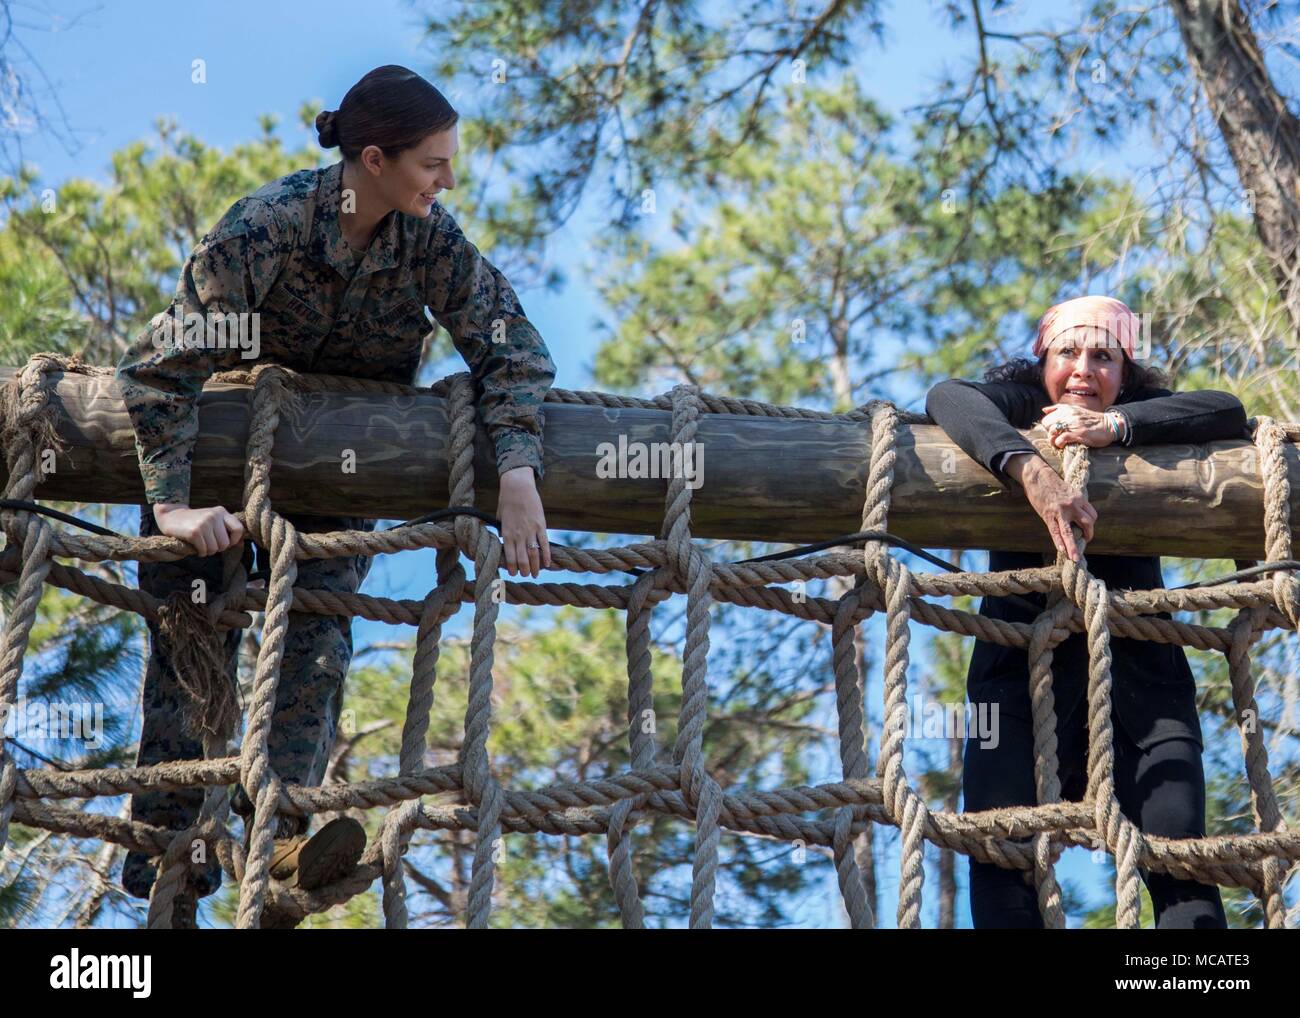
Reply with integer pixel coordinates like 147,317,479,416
364,123,459,216
1041,325,1126,411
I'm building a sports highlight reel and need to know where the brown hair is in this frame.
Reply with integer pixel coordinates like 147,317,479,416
983,354,1169,403
315,65,459,162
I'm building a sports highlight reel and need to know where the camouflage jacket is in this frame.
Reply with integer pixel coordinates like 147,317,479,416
116,159,556,506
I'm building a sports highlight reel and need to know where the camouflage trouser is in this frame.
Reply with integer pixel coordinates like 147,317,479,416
121,505,375,900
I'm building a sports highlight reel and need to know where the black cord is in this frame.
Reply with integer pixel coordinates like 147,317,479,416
385,506,503,531
1172,560,1300,589
737,530,960,572
736,531,1047,616
0,499,121,537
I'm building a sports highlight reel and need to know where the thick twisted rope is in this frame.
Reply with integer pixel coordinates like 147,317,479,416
381,545,465,928
663,384,724,928
866,402,931,928
1051,441,1145,928
443,373,508,929
233,365,301,928
605,568,663,927
831,580,876,928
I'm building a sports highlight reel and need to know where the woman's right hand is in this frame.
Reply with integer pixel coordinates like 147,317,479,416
153,503,245,557
1003,453,1096,562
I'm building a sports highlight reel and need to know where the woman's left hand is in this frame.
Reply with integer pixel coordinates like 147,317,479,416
1040,405,1116,449
497,465,552,577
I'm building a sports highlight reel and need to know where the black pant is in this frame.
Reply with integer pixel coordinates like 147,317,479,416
963,707,1227,929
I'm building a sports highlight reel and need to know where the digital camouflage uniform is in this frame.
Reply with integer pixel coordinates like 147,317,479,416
115,159,556,898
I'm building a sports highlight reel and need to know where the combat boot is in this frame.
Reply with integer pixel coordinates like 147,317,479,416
266,816,366,891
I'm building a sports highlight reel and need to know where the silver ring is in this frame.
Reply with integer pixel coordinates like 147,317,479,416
527,542,540,549
1052,421,1069,433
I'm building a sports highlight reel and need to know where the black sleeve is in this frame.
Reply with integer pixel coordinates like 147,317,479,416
924,378,1045,487
1111,388,1250,446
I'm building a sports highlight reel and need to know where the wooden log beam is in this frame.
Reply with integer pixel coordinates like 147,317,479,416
1,367,1293,560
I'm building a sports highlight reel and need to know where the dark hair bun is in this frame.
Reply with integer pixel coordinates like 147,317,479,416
324,66,459,163
316,109,340,148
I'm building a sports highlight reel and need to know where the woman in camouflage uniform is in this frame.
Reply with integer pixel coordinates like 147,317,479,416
115,65,557,914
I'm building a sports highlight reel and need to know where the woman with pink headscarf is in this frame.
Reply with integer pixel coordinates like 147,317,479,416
925,295,1249,928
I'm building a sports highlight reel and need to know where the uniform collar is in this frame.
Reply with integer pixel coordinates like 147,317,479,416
309,160,401,279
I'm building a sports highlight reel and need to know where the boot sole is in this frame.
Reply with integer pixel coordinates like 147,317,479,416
295,817,366,891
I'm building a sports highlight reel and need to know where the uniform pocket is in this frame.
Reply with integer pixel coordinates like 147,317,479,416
260,287,332,332
257,287,334,369
349,297,427,381
360,297,422,332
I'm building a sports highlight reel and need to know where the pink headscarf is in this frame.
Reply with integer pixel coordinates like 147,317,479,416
1032,296,1138,360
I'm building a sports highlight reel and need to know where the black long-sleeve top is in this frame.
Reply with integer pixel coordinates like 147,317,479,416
924,377,1250,750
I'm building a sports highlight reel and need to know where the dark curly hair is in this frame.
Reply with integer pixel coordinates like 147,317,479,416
983,354,1168,403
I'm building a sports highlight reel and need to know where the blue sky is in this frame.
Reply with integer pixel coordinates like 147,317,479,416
10,0,1180,927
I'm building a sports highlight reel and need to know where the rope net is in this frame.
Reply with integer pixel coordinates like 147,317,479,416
0,351,1297,929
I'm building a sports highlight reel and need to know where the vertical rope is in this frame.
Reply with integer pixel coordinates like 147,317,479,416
866,403,930,927
1240,416,1294,927
0,358,64,854
382,546,465,928
831,581,875,928
663,384,722,929
233,365,298,929
1026,595,1073,927
146,730,232,929
0,514,52,854
442,374,507,930
1054,443,1144,928
828,401,900,929
930,411,1069,924
605,568,663,927
146,537,248,928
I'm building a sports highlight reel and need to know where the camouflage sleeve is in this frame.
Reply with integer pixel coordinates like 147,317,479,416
423,204,557,483
115,197,290,505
